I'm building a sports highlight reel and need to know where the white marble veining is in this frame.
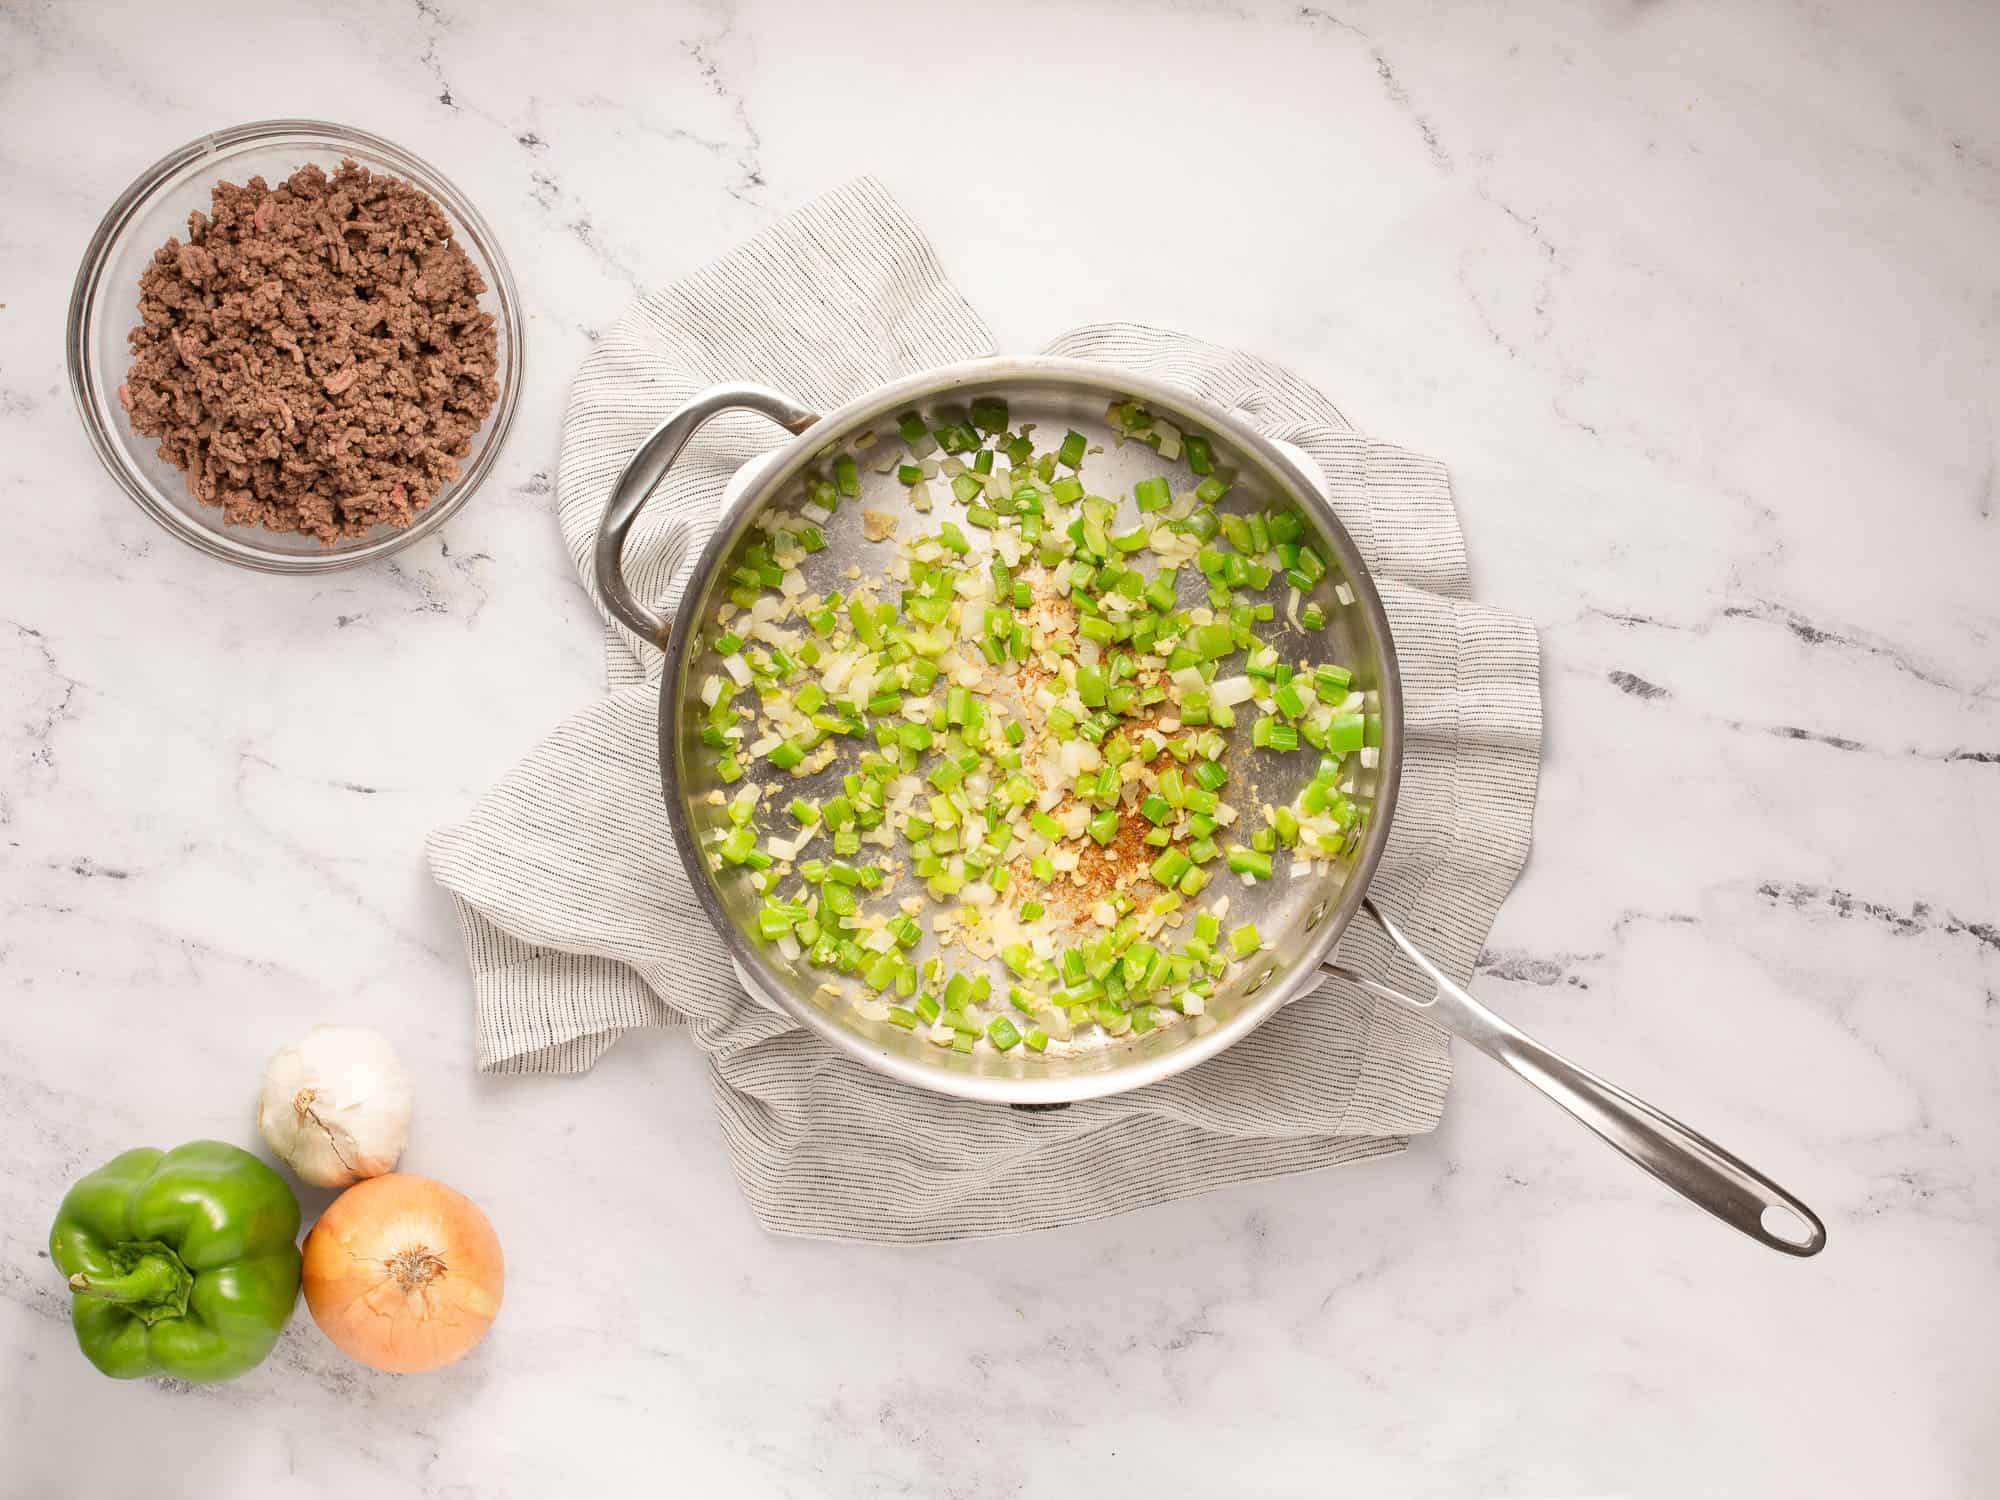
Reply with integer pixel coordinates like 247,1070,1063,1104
3,1,1996,1495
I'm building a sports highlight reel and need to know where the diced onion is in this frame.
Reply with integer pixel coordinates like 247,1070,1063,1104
1211,675,1253,706
1057,740,1102,777
723,654,752,686
820,652,857,692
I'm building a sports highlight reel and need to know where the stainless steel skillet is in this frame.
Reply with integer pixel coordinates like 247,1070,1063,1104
594,357,1824,1257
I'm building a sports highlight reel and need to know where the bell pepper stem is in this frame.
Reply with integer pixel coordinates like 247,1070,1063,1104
68,1251,188,1310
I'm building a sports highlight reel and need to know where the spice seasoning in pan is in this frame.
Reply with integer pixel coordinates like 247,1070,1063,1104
118,160,500,543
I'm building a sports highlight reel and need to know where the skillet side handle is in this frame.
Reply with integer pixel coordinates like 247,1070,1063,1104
1326,899,1827,1258
592,383,819,648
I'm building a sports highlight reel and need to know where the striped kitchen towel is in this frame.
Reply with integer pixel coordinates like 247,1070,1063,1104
427,177,1542,1243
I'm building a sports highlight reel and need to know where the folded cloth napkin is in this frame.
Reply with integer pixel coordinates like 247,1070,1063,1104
428,177,1543,1243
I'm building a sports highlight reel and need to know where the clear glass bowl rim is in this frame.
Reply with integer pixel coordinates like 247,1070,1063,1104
65,118,524,574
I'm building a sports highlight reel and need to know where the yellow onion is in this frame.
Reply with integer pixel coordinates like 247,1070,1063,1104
302,1174,503,1373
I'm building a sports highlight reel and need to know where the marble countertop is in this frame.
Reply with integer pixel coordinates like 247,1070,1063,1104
3,1,1995,1495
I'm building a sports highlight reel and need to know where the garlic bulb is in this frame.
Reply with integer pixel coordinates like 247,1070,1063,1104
257,1026,413,1188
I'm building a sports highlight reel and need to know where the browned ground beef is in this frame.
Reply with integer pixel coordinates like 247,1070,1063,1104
120,159,501,544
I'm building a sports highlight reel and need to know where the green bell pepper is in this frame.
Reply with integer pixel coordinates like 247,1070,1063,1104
49,1141,302,1382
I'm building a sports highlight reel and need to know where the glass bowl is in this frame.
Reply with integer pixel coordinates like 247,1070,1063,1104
67,120,523,573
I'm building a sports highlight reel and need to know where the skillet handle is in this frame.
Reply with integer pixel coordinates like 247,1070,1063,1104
592,383,819,648
1324,899,1827,1258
